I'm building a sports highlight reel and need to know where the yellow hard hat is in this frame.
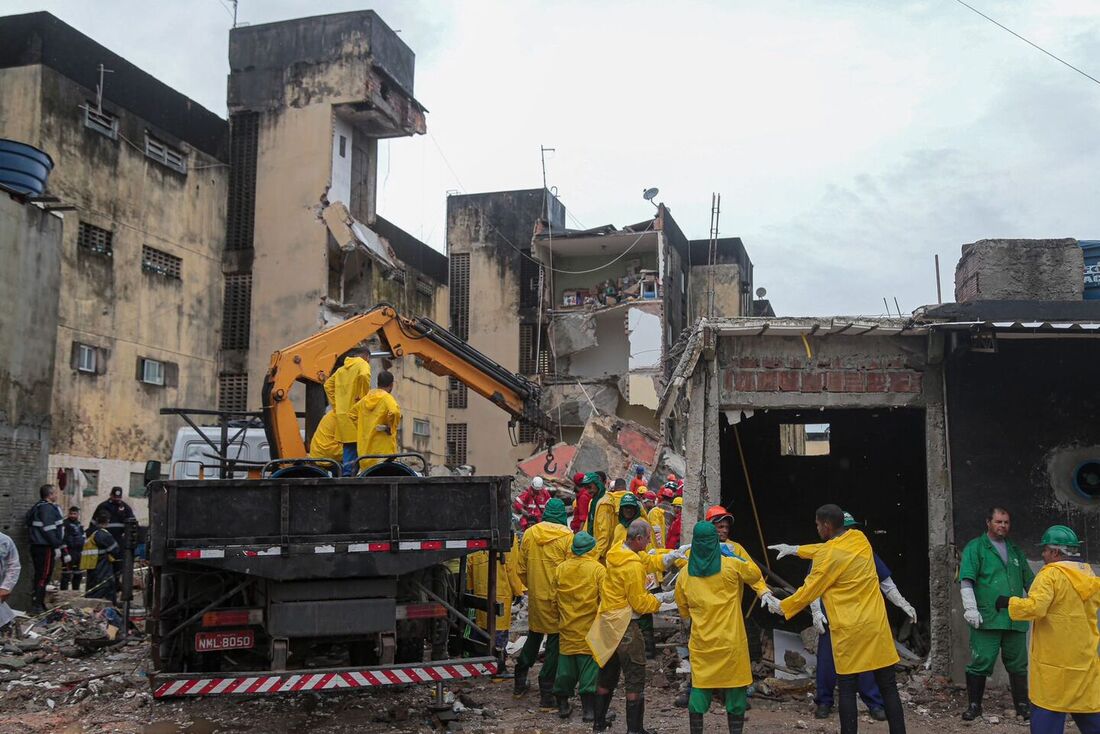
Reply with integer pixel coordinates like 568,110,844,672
672,497,683,506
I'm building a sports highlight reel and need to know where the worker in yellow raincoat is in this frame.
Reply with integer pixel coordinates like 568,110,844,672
466,534,525,677
307,410,343,465
586,518,665,734
552,531,606,722
676,522,764,734
766,504,906,734
590,478,631,561
323,349,372,468
1001,525,1100,734
348,370,401,471
515,498,573,708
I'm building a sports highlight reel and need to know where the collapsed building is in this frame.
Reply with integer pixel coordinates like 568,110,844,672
661,237,1100,682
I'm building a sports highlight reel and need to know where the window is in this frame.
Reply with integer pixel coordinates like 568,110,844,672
77,221,113,256
219,373,249,413
518,323,549,375
780,423,830,456
84,104,118,139
76,344,97,373
145,134,187,173
413,418,431,438
447,377,468,409
519,251,542,309
519,422,539,444
141,358,164,385
129,472,149,498
446,423,467,467
222,273,252,350
449,253,470,341
80,469,100,498
141,245,182,279
226,112,259,251
338,135,347,158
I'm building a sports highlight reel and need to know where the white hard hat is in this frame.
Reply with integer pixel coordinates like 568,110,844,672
532,476,544,489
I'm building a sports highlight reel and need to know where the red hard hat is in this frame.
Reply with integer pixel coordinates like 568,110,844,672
572,472,585,486
705,505,733,524
658,487,675,500
667,474,676,482
644,491,657,501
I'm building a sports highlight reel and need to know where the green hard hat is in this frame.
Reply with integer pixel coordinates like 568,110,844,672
842,511,859,528
1039,525,1081,547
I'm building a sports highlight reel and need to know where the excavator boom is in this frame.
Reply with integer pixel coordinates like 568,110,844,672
261,304,555,462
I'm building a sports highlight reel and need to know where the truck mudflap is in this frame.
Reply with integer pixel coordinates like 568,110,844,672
152,657,498,698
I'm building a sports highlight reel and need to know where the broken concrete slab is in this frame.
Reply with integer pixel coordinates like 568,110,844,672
541,380,620,427
548,311,597,356
955,238,1083,302
572,414,660,480
516,443,577,481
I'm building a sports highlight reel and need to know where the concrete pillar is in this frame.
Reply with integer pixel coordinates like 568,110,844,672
682,351,721,546
923,344,956,677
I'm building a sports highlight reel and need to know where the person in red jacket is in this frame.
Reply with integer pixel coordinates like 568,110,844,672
665,497,683,549
628,465,647,495
514,476,551,531
571,473,593,533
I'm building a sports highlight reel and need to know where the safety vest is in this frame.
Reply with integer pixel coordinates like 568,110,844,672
80,532,115,571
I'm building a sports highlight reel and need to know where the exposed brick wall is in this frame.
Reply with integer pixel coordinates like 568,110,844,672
723,354,923,395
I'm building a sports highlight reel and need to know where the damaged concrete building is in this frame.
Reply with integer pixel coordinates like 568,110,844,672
221,11,451,466
661,237,1099,682
446,189,756,475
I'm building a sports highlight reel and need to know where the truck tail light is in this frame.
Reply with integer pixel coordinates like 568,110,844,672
396,603,446,620
201,609,263,627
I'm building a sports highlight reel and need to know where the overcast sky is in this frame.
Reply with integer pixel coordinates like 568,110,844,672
9,1,1100,316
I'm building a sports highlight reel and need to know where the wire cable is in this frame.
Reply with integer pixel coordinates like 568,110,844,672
953,0,1100,87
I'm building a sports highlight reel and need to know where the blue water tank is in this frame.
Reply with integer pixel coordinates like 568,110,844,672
0,138,54,196
1082,240,1100,300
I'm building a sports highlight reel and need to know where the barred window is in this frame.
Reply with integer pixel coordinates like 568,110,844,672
519,251,542,309
141,245,182,279
446,423,467,467
77,222,113,257
447,377,467,409
226,112,258,251
145,134,187,173
221,273,252,350
449,253,470,341
218,373,249,413
518,323,549,375
518,422,539,444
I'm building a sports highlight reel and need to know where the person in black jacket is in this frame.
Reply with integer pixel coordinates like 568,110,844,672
82,510,119,603
60,506,84,591
25,484,68,613
94,487,135,583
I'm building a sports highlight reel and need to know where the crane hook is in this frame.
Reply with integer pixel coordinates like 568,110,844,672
543,437,557,475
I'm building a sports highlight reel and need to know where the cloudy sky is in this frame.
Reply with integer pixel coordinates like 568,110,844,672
9,1,1100,315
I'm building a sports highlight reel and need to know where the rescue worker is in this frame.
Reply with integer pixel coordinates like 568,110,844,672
593,481,655,562
515,498,573,708
94,487,135,588
666,497,683,549
572,473,595,533
349,370,401,471
648,488,675,549
324,347,372,470
629,466,647,495
958,506,1034,720
676,522,764,734
25,484,67,614
642,491,657,513
466,534,525,677
514,476,552,531
588,518,667,734
308,409,343,466
771,511,918,720
60,506,84,591
553,531,606,721
0,530,20,634
81,509,119,603
1000,525,1100,734
766,504,906,734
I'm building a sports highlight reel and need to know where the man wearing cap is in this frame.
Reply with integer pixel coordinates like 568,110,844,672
592,478,652,562
553,531,606,721
999,525,1100,734
666,497,683,549
957,506,1034,720
94,486,136,584
629,466,647,496
571,473,594,533
515,498,574,708
649,488,675,549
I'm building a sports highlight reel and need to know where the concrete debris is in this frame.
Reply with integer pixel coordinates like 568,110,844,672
955,238,1083,302
548,311,598,356
542,380,620,427
516,443,577,481
572,414,661,481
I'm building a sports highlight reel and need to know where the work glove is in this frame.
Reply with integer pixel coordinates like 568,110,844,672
760,591,783,616
653,590,675,604
810,598,828,634
663,548,687,569
961,585,983,628
994,595,1010,611
53,547,62,561
768,543,799,560
62,551,72,565
880,577,918,624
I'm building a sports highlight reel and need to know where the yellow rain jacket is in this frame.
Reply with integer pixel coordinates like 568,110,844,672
593,493,657,562
308,410,343,463
349,388,401,470
466,536,525,631
1008,560,1100,713
649,506,667,548
555,547,606,655
674,541,769,598
586,543,660,666
518,520,573,634
323,356,372,443
675,555,763,689
779,529,898,674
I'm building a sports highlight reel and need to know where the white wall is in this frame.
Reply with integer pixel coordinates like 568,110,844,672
48,453,151,524
330,115,353,206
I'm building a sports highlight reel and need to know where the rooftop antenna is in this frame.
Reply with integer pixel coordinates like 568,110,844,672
706,193,721,317
231,0,239,27
642,187,660,210
95,63,114,114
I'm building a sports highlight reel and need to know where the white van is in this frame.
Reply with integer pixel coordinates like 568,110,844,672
168,426,272,480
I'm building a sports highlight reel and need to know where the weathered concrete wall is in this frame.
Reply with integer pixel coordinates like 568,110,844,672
955,238,1083,302
0,195,63,607
689,264,743,321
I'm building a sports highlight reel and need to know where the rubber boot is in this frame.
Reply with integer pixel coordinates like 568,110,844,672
643,625,657,660
727,712,745,734
593,693,612,733
494,654,512,679
625,697,650,734
581,694,596,723
961,673,985,721
559,695,573,719
689,712,705,734
539,677,557,710
513,667,529,697
1009,673,1030,720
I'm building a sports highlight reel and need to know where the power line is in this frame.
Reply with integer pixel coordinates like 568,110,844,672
952,0,1100,87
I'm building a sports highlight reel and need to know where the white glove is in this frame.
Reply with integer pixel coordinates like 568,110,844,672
768,543,800,560
54,547,62,560
653,590,675,604
880,577,918,624
961,585,982,628
810,598,828,634
663,548,687,569
761,591,783,615
62,551,72,565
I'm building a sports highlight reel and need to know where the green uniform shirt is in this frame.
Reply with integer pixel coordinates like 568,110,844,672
959,534,1035,631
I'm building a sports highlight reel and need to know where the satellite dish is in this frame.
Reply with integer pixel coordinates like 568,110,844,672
642,187,659,202
756,287,767,298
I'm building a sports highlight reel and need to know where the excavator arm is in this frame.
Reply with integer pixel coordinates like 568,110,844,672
261,303,556,466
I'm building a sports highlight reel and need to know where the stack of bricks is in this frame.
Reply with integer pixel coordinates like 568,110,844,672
726,355,922,394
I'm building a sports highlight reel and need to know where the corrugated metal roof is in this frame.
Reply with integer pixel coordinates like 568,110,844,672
930,320,1100,332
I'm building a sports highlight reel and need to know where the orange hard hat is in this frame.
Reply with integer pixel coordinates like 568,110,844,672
705,505,734,524
667,474,676,482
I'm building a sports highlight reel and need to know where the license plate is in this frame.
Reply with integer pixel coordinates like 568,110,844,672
194,630,255,652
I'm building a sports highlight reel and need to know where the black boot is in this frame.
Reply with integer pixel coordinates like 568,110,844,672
643,625,657,660
689,712,704,734
539,677,556,710
674,688,689,708
593,693,612,732
558,695,573,719
961,673,985,721
513,667,529,697
625,697,651,734
1009,673,1030,720
726,712,744,734
581,694,596,723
